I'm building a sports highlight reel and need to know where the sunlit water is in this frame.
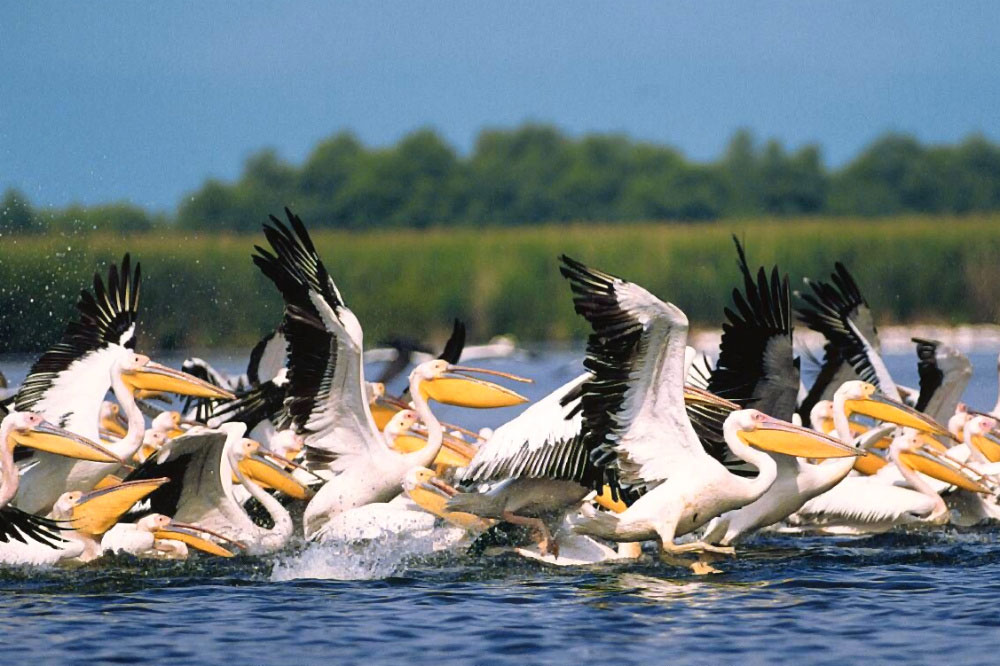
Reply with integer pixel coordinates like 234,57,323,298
2,349,999,664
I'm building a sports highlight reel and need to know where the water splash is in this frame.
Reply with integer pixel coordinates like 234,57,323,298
269,527,467,582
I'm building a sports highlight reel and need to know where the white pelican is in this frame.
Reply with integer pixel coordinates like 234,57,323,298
251,210,527,541
45,479,236,562
703,382,948,545
123,423,310,554
696,242,954,546
13,255,234,514
1,411,123,565
555,256,859,566
101,513,242,559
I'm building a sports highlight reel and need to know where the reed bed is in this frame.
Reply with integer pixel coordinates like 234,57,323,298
1,215,998,352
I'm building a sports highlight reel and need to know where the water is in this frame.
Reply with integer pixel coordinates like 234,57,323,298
2,349,999,664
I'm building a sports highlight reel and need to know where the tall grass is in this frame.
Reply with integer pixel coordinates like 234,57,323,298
1,215,998,353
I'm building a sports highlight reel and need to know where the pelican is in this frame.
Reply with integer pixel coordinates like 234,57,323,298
250,210,527,541
13,255,235,514
101,514,242,559
123,423,310,554
703,381,949,545
45,478,234,562
1,411,123,565
697,241,952,546
553,256,859,567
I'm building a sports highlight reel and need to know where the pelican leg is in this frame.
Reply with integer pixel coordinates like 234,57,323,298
502,511,558,558
617,541,643,559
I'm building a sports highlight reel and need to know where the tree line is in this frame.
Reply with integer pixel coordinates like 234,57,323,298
4,126,1000,234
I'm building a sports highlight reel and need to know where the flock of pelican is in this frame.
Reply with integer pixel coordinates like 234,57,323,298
2,208,999,574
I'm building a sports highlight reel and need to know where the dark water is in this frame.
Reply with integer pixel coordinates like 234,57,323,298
2,349,999,664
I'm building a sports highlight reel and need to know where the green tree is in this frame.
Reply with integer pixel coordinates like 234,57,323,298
0,188,38,234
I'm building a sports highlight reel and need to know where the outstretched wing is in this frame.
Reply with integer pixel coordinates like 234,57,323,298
913,337,971,422
560,255,709,497
252,209,382,468
708,236,799,420
0,506,67,548
15,254,140,415
796,262,898,417
460,373,600,488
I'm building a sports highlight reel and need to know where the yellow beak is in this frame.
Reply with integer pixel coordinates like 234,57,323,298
739,415,862,459
122,361,236,400
153,523,245,558
971,432,1000,463
845,394,950,437
70,478,169,535
391,432,476,468
420,365,531,408
11,422,125,464
237,453,315,500
405,472,493,532
421,376,528,408
853,450,889,475
593,485,629,513
898,448,991,493
93,474,124,490
370,401,401,431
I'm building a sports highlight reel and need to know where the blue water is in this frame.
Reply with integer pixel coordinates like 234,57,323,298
2,349,999,665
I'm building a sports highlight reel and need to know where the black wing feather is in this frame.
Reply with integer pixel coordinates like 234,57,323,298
15,255,140,412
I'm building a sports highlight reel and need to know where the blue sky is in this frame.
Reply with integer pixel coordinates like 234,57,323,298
2,1,998,211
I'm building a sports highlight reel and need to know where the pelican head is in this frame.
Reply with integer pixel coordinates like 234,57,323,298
893,429,991,494
232,438,316,500
52,491,84,520
403,467,491,531
137,514,173,532
117,352,236,400
967,415,1000,463
385,409,419,437
132,513,240,557
135,430,168,463
4,411,123,463
100,401,128,437
412,359,531,408
949,404,971,440
367,382,386,403
730,409,861,459
837,380,950,437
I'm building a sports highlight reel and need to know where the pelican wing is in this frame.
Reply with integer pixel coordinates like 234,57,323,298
124,427,251,532
0,506,67,548
796,476,938,525
913,338,971,422
796,261,898,409
708,236,799,420
247,329,288,385
462,373,601,488
560,256,707,495
253,209,382,468
202,373,288,431
914,338,944,414
15,255,140,426
123,429,229,518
